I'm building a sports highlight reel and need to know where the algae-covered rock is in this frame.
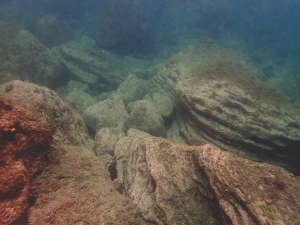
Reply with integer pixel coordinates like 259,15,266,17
64,90,97,113
83,96,129,133
145,91,175,119
0,80,150,225
0,80,92,148
94,128,125,157
0,97,53,225
93,127,125,171
152,40,300,172
127,99,166,137
114,136,300,225
0,22,69,87
116,74,149,104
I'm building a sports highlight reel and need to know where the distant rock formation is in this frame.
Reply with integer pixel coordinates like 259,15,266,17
53,41,150,92
0,97,53,225
152,41,300,173
0,22,69,87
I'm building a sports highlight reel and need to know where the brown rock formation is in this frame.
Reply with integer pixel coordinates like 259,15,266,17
0,97,53,225
0,80,152,225
114,136,300,225
152,41,300,172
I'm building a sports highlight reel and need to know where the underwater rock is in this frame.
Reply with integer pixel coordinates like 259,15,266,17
53,41,150,92
116,74,149,104
0,97,53,225
83,96,129,133
0,80,93,148
30,14,72,47
0,81,150,225
94,127,125,157
153,41,300,173
166,118,186,144
57,79,97,113
114,136,300,225
93,127,125,170
0,22,69,88
63,90,97,113
127,99,166,137
29,143,151,225
145,91,175,119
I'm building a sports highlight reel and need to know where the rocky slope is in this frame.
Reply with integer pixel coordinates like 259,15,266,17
0,97,53,225
151,40,300,173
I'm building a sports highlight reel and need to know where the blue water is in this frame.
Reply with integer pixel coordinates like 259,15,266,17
0,0,300,98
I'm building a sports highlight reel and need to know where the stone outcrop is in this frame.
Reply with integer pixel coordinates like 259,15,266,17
0,97,53,225
152,41,300,173
112,136,300,225
0,22,69,88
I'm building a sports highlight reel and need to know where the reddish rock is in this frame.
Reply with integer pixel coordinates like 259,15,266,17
0,97,53,225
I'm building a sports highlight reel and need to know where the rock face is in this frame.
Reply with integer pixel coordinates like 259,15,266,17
0,97,53,225
0,80,93,148
113,136,300,225
0,23,69,87
152,41,300,173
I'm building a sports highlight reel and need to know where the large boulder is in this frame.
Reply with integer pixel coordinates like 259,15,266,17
127,99,166,137
0,23,69,87
152,41,300,173
83,96,129,133
0,97,53,225
0,80,93,148
115,74,149,104
145,91,175,119
113,136,300,225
